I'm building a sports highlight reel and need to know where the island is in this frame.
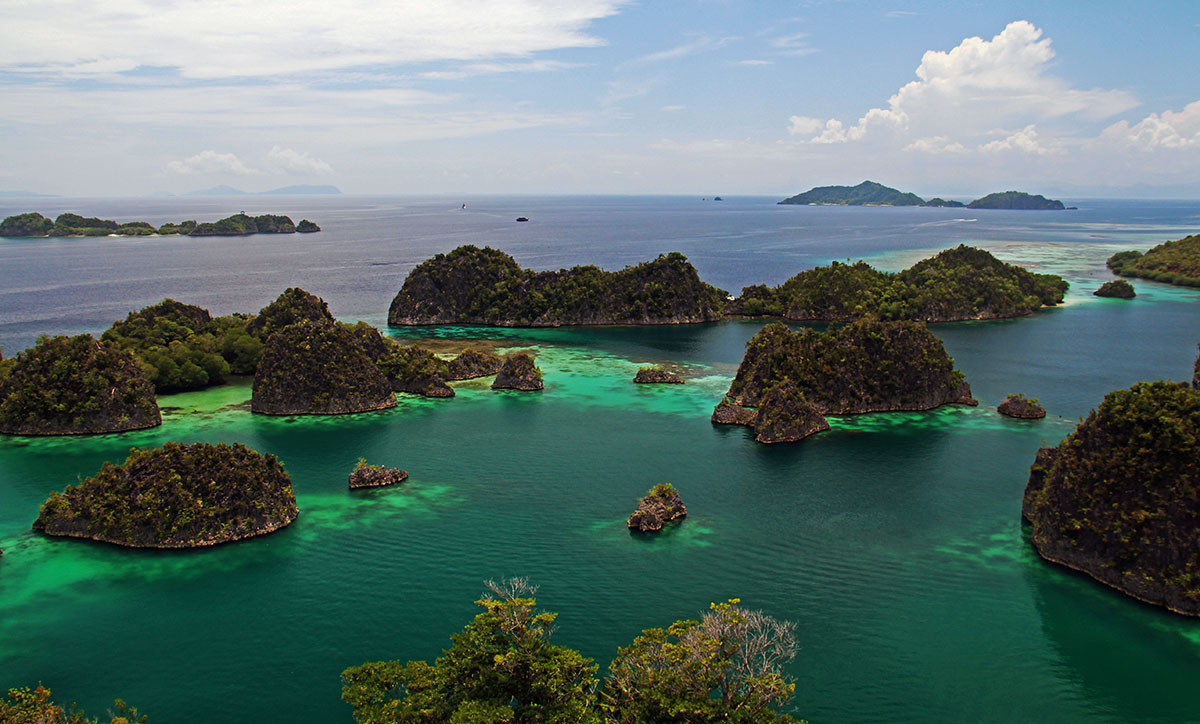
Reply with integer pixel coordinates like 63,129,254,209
627,483,687,532
0,211,322,237
492,353,544,391
1022,380,1200,615
349,459,409,489
387,246,727,326
633,367,684,384
251,319,397,415
1093,279,1136,298
966,191,1067,210
1107,234,1200,288
997,393,1045,419
247,287,336,338
734,245,1067,322
445,348,505,380
712,319,975,443
779,181,925,206
923,197,966,208
33,442,297,548
0,334,160,435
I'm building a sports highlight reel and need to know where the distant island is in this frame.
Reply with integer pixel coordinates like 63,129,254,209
0,211,320,237
778,181,1069,209
185,184,342,196
1107,233,1200,288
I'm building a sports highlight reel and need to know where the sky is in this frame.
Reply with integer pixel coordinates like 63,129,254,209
2,0,1199,198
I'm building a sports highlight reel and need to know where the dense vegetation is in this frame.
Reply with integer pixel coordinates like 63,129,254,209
778,181,925,206
0,211,319,237
736,245,1067,322
966,191,1066,210
341,579,801,724
1023,381,1200,615
34,442,297,548
388,246,728,326
1106,234,1200,287
252,319,396,415
721,318,974,416
247,287,336,339
0,334,160,435
923,197,965,208
1093,279,1136,298
0,685,145,724
445,348,504,380
376,343,454,397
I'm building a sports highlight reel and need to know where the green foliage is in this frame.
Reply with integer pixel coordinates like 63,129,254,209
647,482,677,498
157,220,197,235
923,197,965,208
208,314,264,374
778,180,924,206
1004,392,1040,405
297,219,321,233
388,246,728,326
445,348,505,381
377,345,449,385
966,191,1065,210
0,212,54,236
246,287,335,339
341,579,601,724
601,599,800,724
0,684,146,724
0,334,159,435
100,299,236,392
190,213,258,236
773,261,891,320
33,441,297,547
1106,234,1200,288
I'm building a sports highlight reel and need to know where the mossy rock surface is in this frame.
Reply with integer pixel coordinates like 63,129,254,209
752,382,830,443
246,287,335,339
0,334,160,435
445,348,505,380
33,442,297,548
252,320,396,415
378,344,454,397
1022,381,1200,615
492,353,544,391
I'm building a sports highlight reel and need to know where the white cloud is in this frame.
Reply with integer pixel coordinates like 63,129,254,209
0,0,626,79
978,125,1061,155
167,150,256,175
620,35,737,69
267,146,334,175
904,136,967,154
770,32,818,56
1100,100,1200,150
787,116,824,136
738,59,774,66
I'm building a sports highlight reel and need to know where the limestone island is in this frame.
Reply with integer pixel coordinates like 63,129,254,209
349,459,408,489
734,245,1067,322
33,442,298,548
713,319,976,444
445,348,505,380
388,246,727,326
634,367,684,384
1107,234,1200,288
492,353,543,391
628,483,687,532
1023,379,1200,615
252,319,397,415
0,334,160,435
997,393,1045,419
378,343,455,397
966,191,1068,210
1093,279,1136,299
0,211,321,237
777,181,1069,210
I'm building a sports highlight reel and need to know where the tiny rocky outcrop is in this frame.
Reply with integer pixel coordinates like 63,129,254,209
33,442,297,548
634,367,684,384
998,393,1046,419
0,334,160,435
445,348,505,381
348,459,408,489
297,219,321,233
1023,381,1200,616
492,353,544,391
627,483,687,532
1094,279,1136,299
252,320,396,415
377,344,454,397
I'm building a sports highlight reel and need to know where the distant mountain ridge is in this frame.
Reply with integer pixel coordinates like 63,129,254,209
185,185,342,196
779,181,1068,209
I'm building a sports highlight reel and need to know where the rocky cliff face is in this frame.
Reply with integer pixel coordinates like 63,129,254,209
34,442,297,548
252,320,396,415
0,334,161,435
1022,381,1200,616
492,353,544,391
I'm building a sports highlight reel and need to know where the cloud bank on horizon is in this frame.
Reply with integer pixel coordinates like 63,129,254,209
0,0,1197,197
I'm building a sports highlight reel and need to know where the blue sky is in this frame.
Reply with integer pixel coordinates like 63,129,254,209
2,0,1198,197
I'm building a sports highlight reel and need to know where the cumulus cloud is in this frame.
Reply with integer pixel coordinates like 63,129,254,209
978,125,1061,155
167,150,256,175
267,146,334,175
904,136,967,154
1100,100,1200,150
0,0,626,79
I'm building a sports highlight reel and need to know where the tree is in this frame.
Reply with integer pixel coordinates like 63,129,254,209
342,579,600,724
601,599,801,724
0,685,145,724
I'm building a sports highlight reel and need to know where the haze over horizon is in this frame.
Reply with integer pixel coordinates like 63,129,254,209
2,1,1198,199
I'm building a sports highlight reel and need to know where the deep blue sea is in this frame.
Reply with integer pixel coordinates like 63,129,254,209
1,195,1198,723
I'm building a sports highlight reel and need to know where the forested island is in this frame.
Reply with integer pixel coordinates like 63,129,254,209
0,211,320,237
713,319,976,443
1107,233,1200,287
387,246,728,326
34,442,298,548
1023,378,1200,615
777,181,1069,209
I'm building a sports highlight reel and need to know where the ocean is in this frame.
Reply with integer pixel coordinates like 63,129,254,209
0,195,1198,722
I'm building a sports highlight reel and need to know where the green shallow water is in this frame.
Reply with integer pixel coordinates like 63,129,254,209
3,242,1200,722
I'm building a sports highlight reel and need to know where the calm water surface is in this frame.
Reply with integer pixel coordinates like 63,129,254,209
0,196,1199,722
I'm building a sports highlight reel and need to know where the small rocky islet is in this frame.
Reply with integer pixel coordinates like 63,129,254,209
997,393,1046,419
348,460,408,490
33,442,298,548
492,353,544,391
1093,279,1136,298
627,483,687,532
633,367,684,384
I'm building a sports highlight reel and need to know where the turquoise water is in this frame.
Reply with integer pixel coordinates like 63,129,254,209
2,198,1200,722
